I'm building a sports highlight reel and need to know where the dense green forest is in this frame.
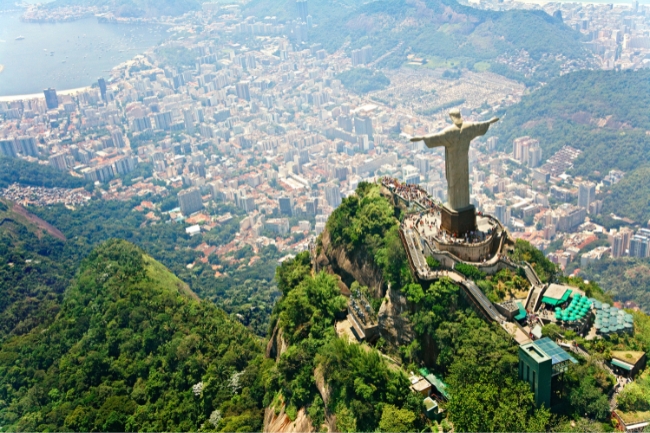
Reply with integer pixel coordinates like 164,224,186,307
31,198,280,337
244,0,587,80
0,200,76,341
491,70,650,178
602,166,650,224
581,257,650,313
0,240,268,431
0,158,87,189
336,68,390,94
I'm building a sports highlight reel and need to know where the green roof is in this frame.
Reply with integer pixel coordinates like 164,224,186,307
514,301,527,321
419,368,449,400
542,289,572,306
612,359,634,371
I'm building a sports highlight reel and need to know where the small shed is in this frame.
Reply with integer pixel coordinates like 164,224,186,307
409,375,432,397
423,397,443,421
611,351,647,378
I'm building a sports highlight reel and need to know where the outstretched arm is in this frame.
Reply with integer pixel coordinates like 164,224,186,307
410,130,449,149
462,117,499,138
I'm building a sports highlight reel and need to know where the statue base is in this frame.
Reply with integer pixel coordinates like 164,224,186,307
440,204,476,236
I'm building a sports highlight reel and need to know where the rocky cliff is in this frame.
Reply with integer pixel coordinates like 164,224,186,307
264,405,315,433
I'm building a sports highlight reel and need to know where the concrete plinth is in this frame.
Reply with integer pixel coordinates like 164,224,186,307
440,204,476,236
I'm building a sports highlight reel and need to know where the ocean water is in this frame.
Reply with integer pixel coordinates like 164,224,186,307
0,13,167,97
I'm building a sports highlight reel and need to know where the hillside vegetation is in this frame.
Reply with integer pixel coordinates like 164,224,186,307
0,199,75,341
492,69,650,177
336,68,390,94
0,158,87,190
581,257,650,313
602,165,650,224
0,240,268,431
244,0,588,81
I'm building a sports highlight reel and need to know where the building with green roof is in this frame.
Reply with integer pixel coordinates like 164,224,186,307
518,337,577,407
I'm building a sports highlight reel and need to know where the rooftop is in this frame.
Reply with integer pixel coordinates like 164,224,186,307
534,337,578,366
612,351,646,365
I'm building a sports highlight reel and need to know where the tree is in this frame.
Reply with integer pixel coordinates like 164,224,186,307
541,323,563,340
378,404,416,432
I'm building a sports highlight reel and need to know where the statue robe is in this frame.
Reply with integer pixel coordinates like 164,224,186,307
422,120,491,210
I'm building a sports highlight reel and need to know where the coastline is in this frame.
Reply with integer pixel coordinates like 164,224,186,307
0,86,91,102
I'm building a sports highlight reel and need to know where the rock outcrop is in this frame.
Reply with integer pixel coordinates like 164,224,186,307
318,229,384,298
264,405,314,433
377,283,415,350
266,323,289,361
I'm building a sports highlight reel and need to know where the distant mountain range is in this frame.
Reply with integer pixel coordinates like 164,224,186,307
44,0,201,18
244,0,590,81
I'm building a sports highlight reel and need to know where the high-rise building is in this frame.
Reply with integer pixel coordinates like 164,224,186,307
43,88,59,110
354,116,373,137
131,116,152,132
351,45,372,66
98,78,107,101
178,187,203,216
0,138,17,158
630,235,649,258
495,203,510,226
609,228,633,258
513,136,540,165
324,183,342,208
110,130,126,148
578,182,596,209
403,165,420,185
183,109,195,134
306,198,318,215
296,0,308,22
334,165,348,181
486,136,498,152
279,197,293,216
236,81,251,101
414,154,430,175
16,136,39,157
154,112,173,130
48,153,68,171
528,145,542,168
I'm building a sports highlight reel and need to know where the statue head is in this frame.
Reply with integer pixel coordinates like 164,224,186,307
449,109,463,126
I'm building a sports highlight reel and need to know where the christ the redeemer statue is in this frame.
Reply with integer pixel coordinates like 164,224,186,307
411,109,499,211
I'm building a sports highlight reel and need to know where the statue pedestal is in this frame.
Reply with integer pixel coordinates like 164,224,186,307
440,204,476,236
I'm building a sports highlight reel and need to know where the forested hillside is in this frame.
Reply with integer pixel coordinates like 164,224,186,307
0,158,87,189
4,181,650,431
244,0,588,81
0,240,268,431
492,69,650,178
31,198,280,336
0,199,76,341
602,165,650,224
581,257,650,312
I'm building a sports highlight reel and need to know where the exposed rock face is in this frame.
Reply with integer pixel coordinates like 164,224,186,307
318,229,384,299
264,405,314,433
266,323,288,361
377,283,415,350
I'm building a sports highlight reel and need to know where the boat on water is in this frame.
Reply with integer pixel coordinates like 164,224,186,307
0,65,4,74
15,36,25,41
